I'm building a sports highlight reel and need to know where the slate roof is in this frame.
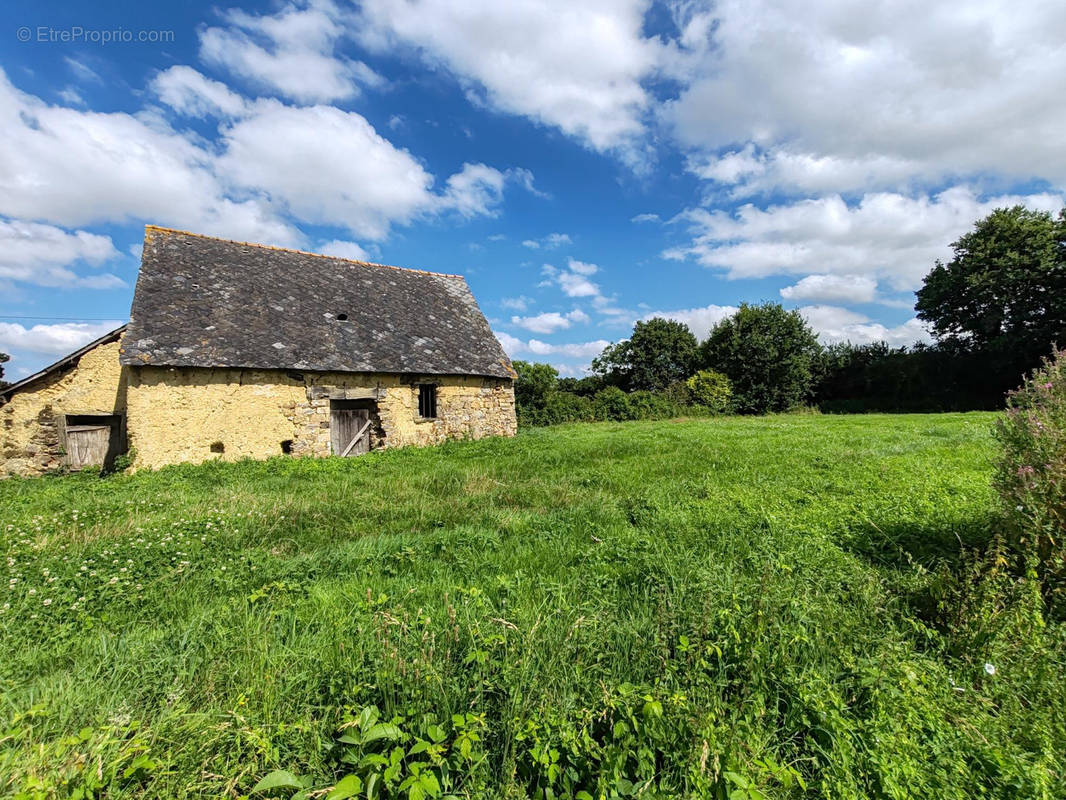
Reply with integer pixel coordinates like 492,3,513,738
120,227,514,379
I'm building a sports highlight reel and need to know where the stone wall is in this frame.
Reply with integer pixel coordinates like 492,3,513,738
125,366,515,470
0,340,127,477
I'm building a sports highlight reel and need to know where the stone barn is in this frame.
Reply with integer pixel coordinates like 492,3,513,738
0,226,517,476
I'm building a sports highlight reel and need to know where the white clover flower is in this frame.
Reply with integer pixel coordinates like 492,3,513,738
109,576,119,585
28,588,36,595
42,598,52,606
984,663,996,675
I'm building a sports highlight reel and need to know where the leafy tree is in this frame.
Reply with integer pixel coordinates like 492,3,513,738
916,206,1066,368
685,369,732,412
700,303,822,414
0,351,8,388
512,360,558,421
591,318,698,392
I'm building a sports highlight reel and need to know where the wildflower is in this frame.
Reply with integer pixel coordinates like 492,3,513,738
42,598,52,606
109,576,119,585
28,588,36,595
984,663,996,675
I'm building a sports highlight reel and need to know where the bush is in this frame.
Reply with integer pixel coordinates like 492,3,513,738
541,391,594,425
994,348,1066,609
685,369,732,412
591,386,636,421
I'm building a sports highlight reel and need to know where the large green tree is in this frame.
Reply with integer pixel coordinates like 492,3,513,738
512,360,558,416
591,318,698,392
916,206,1066,367
700,303,822,414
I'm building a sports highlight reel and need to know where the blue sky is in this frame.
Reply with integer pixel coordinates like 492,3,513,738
2,0,1064,379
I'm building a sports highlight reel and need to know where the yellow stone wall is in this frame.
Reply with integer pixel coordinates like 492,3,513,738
0,340,127,476
125,366,516,470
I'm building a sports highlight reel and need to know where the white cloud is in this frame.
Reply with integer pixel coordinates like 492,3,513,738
631,213,660,223
510,309,589,334
780,274,878,304
152,66,248,117
0,68,299,246
638,303,738,340
0,321,125,359
354,0,659,158
500,296,531,311
216,103,514,239
200,1,382,103
545,233,572,248
666,187,1064,291
317,239,370,261
799,305,931,347
522,240,540,249
665,0,1066,195
494,331,609,360
0,220,124,289
541,258,604,299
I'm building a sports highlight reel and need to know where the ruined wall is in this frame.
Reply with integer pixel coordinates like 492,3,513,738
0,341,127,477
125,366,516,470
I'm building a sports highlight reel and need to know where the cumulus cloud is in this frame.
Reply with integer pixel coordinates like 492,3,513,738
665,187,1064,291
0,321,125,360
541,258,603,299
0,68,299,245
780,274,878,304
152,66,248,117
0,220,124,289
638,303,738,340
665,0,1066,195
317,239,371,261
494,331,609,360
510,309,590,334
354,0,659,158
799,305,931,347
200,0,382,103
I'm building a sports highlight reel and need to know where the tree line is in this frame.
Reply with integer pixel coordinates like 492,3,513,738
515,205,1066,424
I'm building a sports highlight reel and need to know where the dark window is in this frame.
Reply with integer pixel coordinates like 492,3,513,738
336,313,348,321
210,441,225,453
418,384,437,418
280,440,293,454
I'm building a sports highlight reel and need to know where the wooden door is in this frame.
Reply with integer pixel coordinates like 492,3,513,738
66,425,111,468
331,404,371,456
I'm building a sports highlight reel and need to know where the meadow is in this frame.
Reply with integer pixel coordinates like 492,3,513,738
1,413,1063,798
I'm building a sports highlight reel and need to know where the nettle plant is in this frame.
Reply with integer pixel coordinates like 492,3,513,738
994,347,1066,606
251,705,487,800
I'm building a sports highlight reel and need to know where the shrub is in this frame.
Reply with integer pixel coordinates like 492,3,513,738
685,369,732,412
541,391,594,425
591,386,636,421
994,348,1066,608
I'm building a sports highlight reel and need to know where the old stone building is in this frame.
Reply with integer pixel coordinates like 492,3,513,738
1,226,517,476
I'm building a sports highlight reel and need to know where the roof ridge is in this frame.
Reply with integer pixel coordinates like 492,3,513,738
143,225,465,279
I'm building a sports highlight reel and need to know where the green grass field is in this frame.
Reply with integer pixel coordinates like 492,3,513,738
2,413,1064,798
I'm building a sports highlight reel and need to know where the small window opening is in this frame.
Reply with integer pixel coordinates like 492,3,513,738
210,441,225,454
280,439,293,454
336,313,349,321
418,384,437,419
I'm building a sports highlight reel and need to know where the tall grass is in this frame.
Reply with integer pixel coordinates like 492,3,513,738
1,413,1063,798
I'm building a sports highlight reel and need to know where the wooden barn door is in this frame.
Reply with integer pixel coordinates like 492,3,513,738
65,415,121,469
330,400,373,456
